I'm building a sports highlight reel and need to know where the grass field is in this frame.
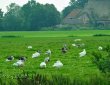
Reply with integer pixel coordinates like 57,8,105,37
0,30,110,37
0,30,110,84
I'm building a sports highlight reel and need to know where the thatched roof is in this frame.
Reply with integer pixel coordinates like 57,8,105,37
62,0,110,24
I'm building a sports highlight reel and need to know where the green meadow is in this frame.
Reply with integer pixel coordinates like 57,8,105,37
0,30,110,37
0,30,110,84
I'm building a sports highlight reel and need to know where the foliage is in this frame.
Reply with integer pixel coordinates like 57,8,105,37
0,9,3,30
62,0,88,18
0,0,61,31
21,1,60,31
92,45,110,73
93,34,110,37
3,3,23,31
0,72,110,85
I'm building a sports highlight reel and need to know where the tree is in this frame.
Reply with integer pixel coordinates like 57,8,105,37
21,0,61,30
0,9,3,30
2,0,61,31
44,4,61,27
3,3,23,31
62,0,88,18
21,0,37,30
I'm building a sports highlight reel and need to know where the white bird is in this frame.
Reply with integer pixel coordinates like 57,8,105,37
79,49,86,57
27,46,32,49
32,52,40,58
40,62,46,68
53,60,63,68
13,60,24,67
74,39,82,42
44,57,50,63
72,43,85,48
98,46,103,51
72,43,77,47
45,49,51,56
6,56,14,62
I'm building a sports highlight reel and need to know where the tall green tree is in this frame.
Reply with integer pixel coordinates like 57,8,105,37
0,9,3,30
3,3,23,31
44,4,61,27
21,0,61,30
21,0,37,30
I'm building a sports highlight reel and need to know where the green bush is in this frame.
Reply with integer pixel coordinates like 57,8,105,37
92,45,110,73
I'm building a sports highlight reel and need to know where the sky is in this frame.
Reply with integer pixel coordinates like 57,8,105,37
0,0,70,12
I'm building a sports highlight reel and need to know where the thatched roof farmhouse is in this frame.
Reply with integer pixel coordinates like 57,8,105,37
63,0,110,26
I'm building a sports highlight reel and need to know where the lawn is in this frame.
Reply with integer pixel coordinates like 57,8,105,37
0,30,110,81
0,30,110,37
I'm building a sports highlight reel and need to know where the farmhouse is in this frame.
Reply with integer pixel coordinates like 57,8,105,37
62,0,110,26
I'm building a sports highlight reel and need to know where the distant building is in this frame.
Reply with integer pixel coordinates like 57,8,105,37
62,0,110,26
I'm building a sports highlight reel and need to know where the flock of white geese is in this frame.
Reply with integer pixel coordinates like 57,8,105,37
5,39,103,69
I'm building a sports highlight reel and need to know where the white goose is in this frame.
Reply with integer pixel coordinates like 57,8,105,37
40,62,46,68
27,46,32,49
72,43,77,47
44,57,50,63
98,46,103,51
74,39,82,42
32,51,40,58
13,60,24,67
79,49,86,57
53,60,63,68
45,49,51,56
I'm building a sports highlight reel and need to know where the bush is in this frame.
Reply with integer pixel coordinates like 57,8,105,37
93,34,110,37
92,45,110,73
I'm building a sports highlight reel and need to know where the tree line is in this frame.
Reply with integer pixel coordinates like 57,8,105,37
0,0,61,31
0,0,88,31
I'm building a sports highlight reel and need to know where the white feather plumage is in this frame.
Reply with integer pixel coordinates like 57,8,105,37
32,52,40,58
13,60,24,67
40,62,46,68
53,60,63,68
79,49,86,57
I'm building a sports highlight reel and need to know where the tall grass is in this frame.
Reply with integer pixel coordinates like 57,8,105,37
0,72,110,85
92,45,110,73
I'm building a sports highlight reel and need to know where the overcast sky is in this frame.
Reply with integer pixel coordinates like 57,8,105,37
0,0,70,12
